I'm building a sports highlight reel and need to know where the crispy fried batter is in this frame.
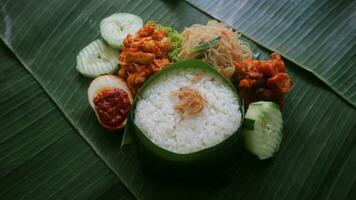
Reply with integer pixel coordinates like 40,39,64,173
152,58,170,72
125,52,155,64
267,73,292,95
118,24,173,95
233,53,292,106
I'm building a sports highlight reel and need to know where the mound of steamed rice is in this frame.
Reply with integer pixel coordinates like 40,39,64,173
134,68,241,154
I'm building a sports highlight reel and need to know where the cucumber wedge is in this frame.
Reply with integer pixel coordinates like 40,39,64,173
76,39,119,78
244,101,283,159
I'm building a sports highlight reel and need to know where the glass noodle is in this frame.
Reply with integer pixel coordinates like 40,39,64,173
179,20,252,78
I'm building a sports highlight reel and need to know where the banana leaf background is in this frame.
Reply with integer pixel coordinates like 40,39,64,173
0,0,355,199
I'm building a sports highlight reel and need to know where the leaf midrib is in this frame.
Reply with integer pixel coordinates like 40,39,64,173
0,36,140,199
1,1,353,199
182,0,356,108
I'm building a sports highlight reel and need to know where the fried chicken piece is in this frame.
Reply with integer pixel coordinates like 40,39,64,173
151,58,170,72
158,37,173,52
151,29,167,41
137,24,156,37
142,40,160,53
125,52,155,64
233,53,292,106
126,68,152,96
118,24,173,95
267,73,292,95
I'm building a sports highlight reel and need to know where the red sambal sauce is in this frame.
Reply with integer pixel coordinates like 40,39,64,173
93,88,131,128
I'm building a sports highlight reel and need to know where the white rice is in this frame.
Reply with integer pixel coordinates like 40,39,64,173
134,68,241,154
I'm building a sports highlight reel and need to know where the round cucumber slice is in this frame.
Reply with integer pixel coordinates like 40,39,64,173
244,101,283,160
100,13,143,48
76,39,119,78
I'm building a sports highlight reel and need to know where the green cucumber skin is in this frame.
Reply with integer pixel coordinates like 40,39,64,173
243,101,283,160
76,40,119,78
130,60,244,174
243,118,255,130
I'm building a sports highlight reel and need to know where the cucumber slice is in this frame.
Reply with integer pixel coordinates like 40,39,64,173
244,101,283,159
76,39,119,78
100,13,143,48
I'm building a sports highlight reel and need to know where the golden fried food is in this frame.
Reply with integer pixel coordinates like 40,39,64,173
119,24,173,95
233,53,292,106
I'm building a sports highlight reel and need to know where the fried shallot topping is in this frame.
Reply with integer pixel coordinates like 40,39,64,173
171,86,204,117
191,72,205,83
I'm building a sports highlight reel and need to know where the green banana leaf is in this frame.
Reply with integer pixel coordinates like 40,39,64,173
0,0,355,199
0,41,133,199
186,0,356,107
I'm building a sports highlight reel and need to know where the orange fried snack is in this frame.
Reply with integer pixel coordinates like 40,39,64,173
233,53,292,106
118,24,173,95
